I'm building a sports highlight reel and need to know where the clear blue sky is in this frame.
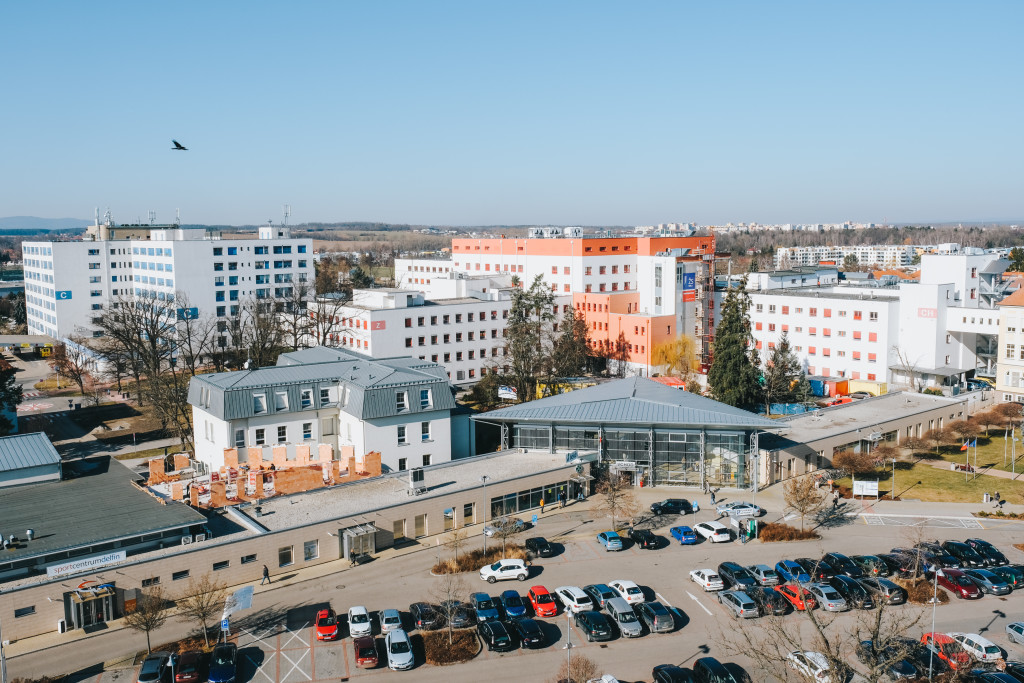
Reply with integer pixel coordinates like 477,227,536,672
2,2,1021,226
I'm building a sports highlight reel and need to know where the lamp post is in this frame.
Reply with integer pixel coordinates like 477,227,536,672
480,475,489,553
928,568,938,681
891,458,896,499
1,614,8,683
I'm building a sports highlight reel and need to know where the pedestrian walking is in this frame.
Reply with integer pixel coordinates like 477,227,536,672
558,492,565,509
995,491,1001,508
261,564,270,585
539,498,545,514
577,488,585,501
710,489,716,506
832,491,839,509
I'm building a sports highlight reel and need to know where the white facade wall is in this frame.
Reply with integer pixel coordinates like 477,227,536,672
394,258,454,288
997,304,1024,401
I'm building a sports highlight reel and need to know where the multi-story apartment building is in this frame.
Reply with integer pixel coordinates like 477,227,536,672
995,289,1024,402
23,221,313,345
775,245,915,269
189,346,458,473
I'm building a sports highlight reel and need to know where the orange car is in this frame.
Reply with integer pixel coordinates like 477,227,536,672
921,633,971,670
528,585,559,617
774,584,817,611
314,608,339,641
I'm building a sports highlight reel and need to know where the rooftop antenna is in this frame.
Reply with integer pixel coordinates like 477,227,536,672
94,207,99,226
148,210,157,226
103,207,113,226
175,208,181,226
283,204,291,227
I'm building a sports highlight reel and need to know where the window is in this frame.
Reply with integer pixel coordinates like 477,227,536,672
1008,344,1017,358
253,394,267,414
869,312,878,321
279,546,294,567
172,570,191,581
300,389,312,408
277,426,287,443
234,429,245,448
320,388,331,404
421,421,431,442
405,338,412,348
14,606,36,618
142,577,160,587
396,391,408,411
255,428,266,445
398,457,407,471
241,554,257,564
398,425,408,445
405,318,412,328
274,391,288,411
420,388,431,409
213,560,230,571
423,454,431,466
302,422,312,440
303,540,319,561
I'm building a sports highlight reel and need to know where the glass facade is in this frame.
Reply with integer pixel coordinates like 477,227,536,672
491,480,570,518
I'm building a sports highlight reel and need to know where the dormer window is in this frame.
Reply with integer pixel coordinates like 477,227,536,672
420,388,432,409
320,387,331,404
300,389,312,408
396,391,408,412
253,394,267,414
274,392,289,411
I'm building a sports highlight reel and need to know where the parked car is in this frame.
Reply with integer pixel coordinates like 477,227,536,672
670,526,698,545
748,585,789,616
848,391,873,400
856,577,907,605
583,584,619,609
605,596,643,637
950,632,1003,663
409,602,442,630
499,589,527,618
208,643,238,683
609,579,645,605
942,540,988,568
850,554,892,577
479,558,529,583
554,585,593,614
718,590,759,619
471,593,500,622
904,639,952,676
528,585,559,617
483,516,527,537
1007,621,1024,645
747,564,780,586
807,584,848,611
976,673,1023,683
379,608,403,633
787,650,833,682
877,552,914,578
822,552,864,578
966,538,1010,566
438,600,475,628
524,536,555,557
690,568,725,591
715,501,763,518
636,600,674,633
172,651,202,683
651,498,695,515
828,575,874,609
717,562,758,589
794,558,835,581
597,531,624,551
137,652,171,683
854,640,918,681
964,568,1013,595
920,632,971,670
936,569,982,599
574,609,615,642
990,564,1024,589
385,629,415,670
774,584,817,610
692,658,740,683
923,550,961,571
508,616,545,648
353,635,378,668
348,605,372,637
629,527,660,549
775,560,812,584
694,521,731,543
315,608,340,640
478,619,515,652
653,665,697,682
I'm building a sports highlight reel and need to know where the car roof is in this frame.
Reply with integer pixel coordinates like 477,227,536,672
353,635,375,646
700,521,727,530
387,628,410,641
501,589,520,597
605,596,631,609
556,585,587,596
472,592,492,600
673,525,694,532
530,585,550,593
381,608,400,616
349,605,368,614
610,579,638,587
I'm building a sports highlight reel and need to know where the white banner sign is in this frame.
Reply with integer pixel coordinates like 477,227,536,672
47,550,127,578
852,480,879,496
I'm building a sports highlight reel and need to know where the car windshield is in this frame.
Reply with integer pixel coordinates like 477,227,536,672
762,569,778,578
708,574,721,581
178,663,198,674
358,646,376,658
985,645,1001,654
351,613,369,624
384,614,400,623
957,578,974,587
390,640,410,654
319,614,337,626
619,611,638,622
211,649,234,666
477,599,494,610
625,586,642,595
490,561,503,570
536,593,554,604
820,589,839,599
505,595,523,608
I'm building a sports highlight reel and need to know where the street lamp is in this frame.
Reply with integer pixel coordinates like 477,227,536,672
891,458,897,500
480,475,489,553
1,613,8,683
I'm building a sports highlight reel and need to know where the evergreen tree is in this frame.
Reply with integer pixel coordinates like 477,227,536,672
552,305,590,379
708,279,761,409
761,332,803,413
1010,247,1024,273
0,360,23,435
504,275,556,402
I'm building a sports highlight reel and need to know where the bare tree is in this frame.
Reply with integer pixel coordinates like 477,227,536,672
444,528,468,567
172,295,217,376
783,475,825,531
891,345,924,392
237,297,285,368
176,574,227,647
550,653,599,683
309,294,349,346
490,518,523,556
122,587,170,653
592,473,641,532
428,572,469,646
278,282,312,351
49,334,94,396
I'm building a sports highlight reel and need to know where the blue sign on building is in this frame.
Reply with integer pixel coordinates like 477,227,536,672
682,273,696,290
177,307,200,320
56,290,72,300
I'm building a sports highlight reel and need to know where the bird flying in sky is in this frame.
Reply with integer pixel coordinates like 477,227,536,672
171,140,188,150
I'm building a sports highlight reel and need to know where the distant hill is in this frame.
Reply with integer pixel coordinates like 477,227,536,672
0,216,90,231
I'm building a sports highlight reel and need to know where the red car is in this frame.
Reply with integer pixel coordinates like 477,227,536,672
774,584,817,611
528,585,559,617
921,633,971,670
315,608,339,640
173,651,202,683
936,569,982,599
353,635,378,668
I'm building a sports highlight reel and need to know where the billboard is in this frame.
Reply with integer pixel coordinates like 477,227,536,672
498,385,518,401
682,273,696,290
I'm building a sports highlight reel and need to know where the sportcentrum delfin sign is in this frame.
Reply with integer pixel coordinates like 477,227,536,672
46,550,127,578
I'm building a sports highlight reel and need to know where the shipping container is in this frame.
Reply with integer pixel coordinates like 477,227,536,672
808,378,827,397
849,379,887,396
826,379,850,397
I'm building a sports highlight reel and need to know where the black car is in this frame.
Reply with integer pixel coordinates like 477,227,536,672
915,540,944,555
137,652,171,683
941,540,987,568
508,617,545,648
747,586,789,616
923,550,960,571
822,552,864,578
855,640,918,681
877,552,915,578
439,600,474,628
828,575,874,609
478,619,516,652
717,562,758,589
897,638,951,677
850,555,892,577
629,527,660,549
857,577,907,605
1002,662,1024,682
794,557,836,581
990,564,1024,589
977,674,1022,683
692,657,740,683
409,602,443,630
966,538,1010,566
524,536,555,558
652,664,697,683
651,498,694,515
574,609,614,642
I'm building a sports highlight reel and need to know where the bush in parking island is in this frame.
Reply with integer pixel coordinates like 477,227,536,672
758,522,821,542
422,629,479,665
893,577,949,604
431,543,529,574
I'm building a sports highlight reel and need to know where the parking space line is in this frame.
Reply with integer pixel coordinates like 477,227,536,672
655,592,674,608
308,626,316,681
686,591,713,616
279,648,312,682
247,651,276,683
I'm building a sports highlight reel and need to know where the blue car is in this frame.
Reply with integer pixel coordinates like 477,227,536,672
597,531,623,551
499,589,528,618
775,560,811,584
208,643,237,683
471,592,501,622
670,526,698,545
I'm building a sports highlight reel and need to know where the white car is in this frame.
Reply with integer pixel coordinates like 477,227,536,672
347,605,372,637
608,579,644,605
385,628,415,670
950,632,1003,662
689,569,725,591
694,521,732,543
787,650,833,682
378,608,402,633
479,558,528,583
716,501,763,518
807,584,848,612
554,586,594,614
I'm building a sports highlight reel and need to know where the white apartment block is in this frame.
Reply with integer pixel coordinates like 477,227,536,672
774,245,915,269
995,290,1024,402
23,222,314,345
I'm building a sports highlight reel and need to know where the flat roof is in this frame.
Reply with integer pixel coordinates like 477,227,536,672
0,457,206,564
750,287,900,301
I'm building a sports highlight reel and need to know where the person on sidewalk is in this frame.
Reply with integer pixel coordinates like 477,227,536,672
558,492,565,509
832,491,840,509
539,498,545,514
261,564,270,585
994,491,1001,508
710,490,716,506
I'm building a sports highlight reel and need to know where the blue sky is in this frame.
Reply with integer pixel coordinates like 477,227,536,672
2,2,1021,226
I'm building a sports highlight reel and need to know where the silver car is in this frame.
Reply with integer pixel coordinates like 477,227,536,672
747,564,781,586
808,584,848,612
385,628,415,670
605,597,643,637
379,608,402,633
717,590,759,619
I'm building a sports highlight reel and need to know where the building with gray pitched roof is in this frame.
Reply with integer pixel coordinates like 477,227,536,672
476,377,782,488
0,432,62,488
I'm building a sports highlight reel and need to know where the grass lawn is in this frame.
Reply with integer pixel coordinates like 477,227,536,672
113,445,182,461
917,430,1024,476
836,458,1024,505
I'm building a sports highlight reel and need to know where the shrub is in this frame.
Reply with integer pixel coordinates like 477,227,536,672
977,510,1024,519
431,543,529,574
758,522,820,542
893,577,949,605
422,629,479,665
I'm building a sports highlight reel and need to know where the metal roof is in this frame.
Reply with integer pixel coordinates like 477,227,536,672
0,432,61,473
476,377,782,430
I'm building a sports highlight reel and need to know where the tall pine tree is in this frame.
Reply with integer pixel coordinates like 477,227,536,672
708,279,762,410
761,331,804,413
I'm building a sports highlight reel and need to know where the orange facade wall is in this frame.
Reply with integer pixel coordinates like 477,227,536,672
451,234,714,258
573,293,676,368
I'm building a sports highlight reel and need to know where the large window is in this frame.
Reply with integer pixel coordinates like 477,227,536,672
303,540,319,561
554,428,600,450
279,545,294,567
514,426,551,450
